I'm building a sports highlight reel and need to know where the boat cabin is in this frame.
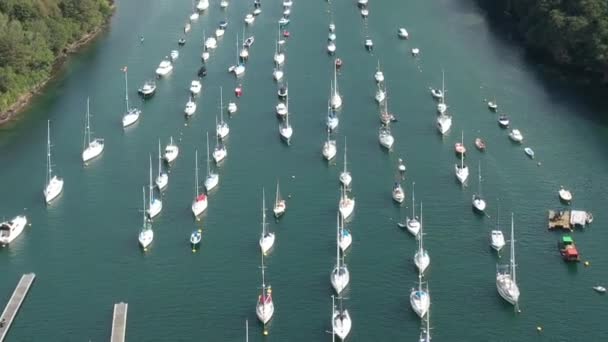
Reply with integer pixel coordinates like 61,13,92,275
558,235,580,262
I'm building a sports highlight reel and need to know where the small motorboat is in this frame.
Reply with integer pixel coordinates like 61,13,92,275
430,88,443,99
365,39,373,51
475,138,486,151
227,102,237,114
198,65,207,77
488,100,498,111
219,20,228,30
454,142,466,155
178,38,186,46
327,41,336,54
398,158,406,173
205,37,218,50
509,129,523,143
253,8,262,15
190,80,202,95
276,102,287,117
189,11,199,21
283,0,293,7
244,36,255,48
361,8,369,17
524,147,535,159
278,17,290,26
220,0,229,8
190,230,202,247
282,30,290,38
201,50,210,61
184,23,191,34
490,230,505,252
138,80,156,97
558,187,573,202
244,13,255,25
411,48,420,57
329,23,336,32
398,28,409,39
235,85,243,97
278,86,288,99
498,114,509,128
593,286,606,293
328,32,336,41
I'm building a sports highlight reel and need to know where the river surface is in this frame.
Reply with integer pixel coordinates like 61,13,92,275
1,0,607,341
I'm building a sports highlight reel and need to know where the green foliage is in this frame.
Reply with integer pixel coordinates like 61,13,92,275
0,0,112,113
478,0,608,79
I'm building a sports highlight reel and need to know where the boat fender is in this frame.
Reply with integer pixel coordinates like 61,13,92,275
584,261,590,267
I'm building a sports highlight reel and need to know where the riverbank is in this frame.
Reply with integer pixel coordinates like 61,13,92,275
0,2,115,127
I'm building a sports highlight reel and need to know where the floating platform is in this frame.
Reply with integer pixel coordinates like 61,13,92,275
548,210,593,231
111,302,128,342
0,273,36,342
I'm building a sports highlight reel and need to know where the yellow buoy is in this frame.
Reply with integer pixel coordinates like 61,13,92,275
198,229,202,233
263,330,268,336
536,326,543,332
192,249,196,253
143,248,147,252
584,261,590,267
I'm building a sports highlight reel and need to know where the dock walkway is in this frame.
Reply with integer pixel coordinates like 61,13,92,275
0,273,36,342
111,302,128,342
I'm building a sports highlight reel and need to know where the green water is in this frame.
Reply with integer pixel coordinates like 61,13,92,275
1,0,607,340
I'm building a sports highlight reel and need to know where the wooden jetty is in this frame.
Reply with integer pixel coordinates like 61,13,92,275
111,302,128,342
0,273,36,342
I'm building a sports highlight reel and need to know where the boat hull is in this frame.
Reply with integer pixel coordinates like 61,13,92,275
0,216,28,245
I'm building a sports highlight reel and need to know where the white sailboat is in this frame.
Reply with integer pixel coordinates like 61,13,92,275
121,67,141,128
138,187,153,250
436,112,452,135
455,145,469,184
232,34,246,77
472,161,487,212
331,216,350,295
419,303,432,342
392,181,405,203
197,0,209,11
339,137,352,187
164,136,179,163
330,62,342,110
332,295,352,341
378,123,395,150
414,203,430,274
338,212,352,253
274,32,285,65
259,188,275,255
82,98,104,163
410,274,431,318
44,120,64,203
216,88,230,139
191,150,208,217
490,208,505,252
406,182,421,236
212,124,227,164
374,60,384,83
155,140,168,191
322,129,337,161
496,213,520,309
437,70,447,114
273,180,286,218
204,132,219,192
375,82,386,104
338,184,355,220
256,253,274,328
190,80,202,95
0,216,28,246
146,155,162,219
279,94,293,144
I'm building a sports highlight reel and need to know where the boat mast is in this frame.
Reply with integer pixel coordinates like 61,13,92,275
235,33,239,65
441,69,446,105
219,86,224,124
260,252,267,301
478,161,482,197
46,120,52,185
206,132,211,176
142,186,146,228
157,140,162,178
245,320,249,342
335,212,340,268
333,62,339,97
331,295,336,342
411,182,416,218
343,136,347,173
194,150,199,197
85,97,91,146
419,203,424,251
148,154,153,207
124,67,130,112
510,213,516,284
275,180,280,206
285,93,290,127
261,188,267,237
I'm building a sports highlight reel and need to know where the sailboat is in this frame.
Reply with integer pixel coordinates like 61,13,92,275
331,215,350,295
146,155,162,219
121,67,141,128
472,161,487,212
197,0,209,11
274,29,285,65
378,123,395,149
164,136,179,163
232,34,246,77
191,150,208,217
82,98,104,163
436,112,452,135
455,145,469,184
322,129,337,161
44,120,64,203
326,97,339,131
496,213,520,309
279,94,293,144
189,0,199,20
138,186,154,250
332,295,352,341
155,140,168,191
374,60,384,83
339,137,352,187
392,181,405,203
330,62,342,110
212,123,227,164
259,188,275,255
406,182,421,236
414,203,430,274
490,208,506,252
338,212,352,253
204,132,219,192
273,180,286,218
256,253,274,328
410,274,431,318
338,184,355,220
216,87,229,139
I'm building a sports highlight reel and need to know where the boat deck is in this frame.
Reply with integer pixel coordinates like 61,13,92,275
111,302,128,342
0,273,36,342
548,210,572,230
